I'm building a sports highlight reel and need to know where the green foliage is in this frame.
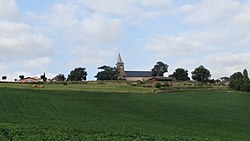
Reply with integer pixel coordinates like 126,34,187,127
151,61,169,76
243,69,250,84
95,65,118,80
54,74,66,81
0,124,222,141
242,83,250,92
0,85,250,140
229,72,244,91
19,75,24,80
67,67,87,81
191,65,211,83
2,76,7,80
230,69,250,92
172,68,190,81
155,82,162,88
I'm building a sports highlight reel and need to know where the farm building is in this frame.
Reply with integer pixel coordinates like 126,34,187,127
18,77,43,83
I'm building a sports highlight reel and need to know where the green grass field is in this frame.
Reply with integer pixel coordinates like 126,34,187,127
0,83,250,140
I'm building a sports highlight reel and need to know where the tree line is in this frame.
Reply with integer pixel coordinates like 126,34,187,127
0,62,216,83
1,61,206,82
2,61,250,92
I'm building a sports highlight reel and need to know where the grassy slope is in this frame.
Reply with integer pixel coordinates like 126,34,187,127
0,83,153,93
0,83,250,140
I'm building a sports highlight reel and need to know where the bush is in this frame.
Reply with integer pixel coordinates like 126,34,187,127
155,83,162,89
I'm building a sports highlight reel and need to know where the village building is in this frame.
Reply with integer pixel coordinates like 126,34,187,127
116,53,152,81
116,53,174,81
18,77,43,83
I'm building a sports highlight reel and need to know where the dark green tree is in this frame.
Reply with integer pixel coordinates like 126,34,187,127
54,74,66,81
242,69,250,92
191,65,211,83
2,76,7,80
171,68,190,81
243,69,250,84
229,72,244,91
229,69,250,92
95,65,118,80
19,75,24,80
40,72,47,82
67,67,87,81
151,61,169,76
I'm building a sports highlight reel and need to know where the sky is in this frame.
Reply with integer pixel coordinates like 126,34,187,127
0,0,250,81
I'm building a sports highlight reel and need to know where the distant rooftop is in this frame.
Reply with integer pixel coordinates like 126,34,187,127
125,71,152,77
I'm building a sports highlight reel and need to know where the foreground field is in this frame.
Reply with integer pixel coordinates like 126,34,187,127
0,83,249,140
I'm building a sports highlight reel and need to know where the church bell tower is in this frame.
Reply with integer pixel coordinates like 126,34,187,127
116,53,126,79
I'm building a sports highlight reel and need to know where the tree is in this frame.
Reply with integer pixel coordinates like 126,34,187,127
191,65,211,83
40,72,47,82
242,69,250,91
171,68,190,81
19,75,24,80
229,69,250,92
95,65,118,80
151,61,169,76
243,69,250,84
229,72,244,91
2,76,7,80
54,74,66,81
67,67,87,81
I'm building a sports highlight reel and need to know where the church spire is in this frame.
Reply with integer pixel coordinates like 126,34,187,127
116,53,126,79
117,53,123,63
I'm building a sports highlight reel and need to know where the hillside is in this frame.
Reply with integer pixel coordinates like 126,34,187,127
0,83,249,140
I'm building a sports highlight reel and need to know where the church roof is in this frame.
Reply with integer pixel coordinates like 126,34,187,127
125,71,152,77
117,53,123,63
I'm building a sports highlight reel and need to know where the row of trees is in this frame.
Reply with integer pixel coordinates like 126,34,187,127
52,62,212,82
150,62,212,83
0,62,212,83
53,67,87,82
93,61,212,83
170,65,212,83
47,66,250,93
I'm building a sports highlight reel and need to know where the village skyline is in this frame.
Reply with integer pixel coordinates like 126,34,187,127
0,0,250,80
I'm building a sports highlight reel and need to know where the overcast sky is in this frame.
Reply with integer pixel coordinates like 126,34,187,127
0,0,250,81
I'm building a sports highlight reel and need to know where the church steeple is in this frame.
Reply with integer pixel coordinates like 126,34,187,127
116,53,126,79
117,53,123,63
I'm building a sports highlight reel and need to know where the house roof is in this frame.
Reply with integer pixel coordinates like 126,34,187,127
125,71,152,77
18,77,39,83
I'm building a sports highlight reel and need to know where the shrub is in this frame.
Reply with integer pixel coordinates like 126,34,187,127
155,83,162,89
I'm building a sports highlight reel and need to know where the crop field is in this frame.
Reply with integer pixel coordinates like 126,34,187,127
0,83,250,140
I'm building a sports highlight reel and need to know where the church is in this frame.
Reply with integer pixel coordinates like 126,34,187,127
116,53,153,81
